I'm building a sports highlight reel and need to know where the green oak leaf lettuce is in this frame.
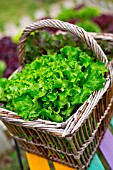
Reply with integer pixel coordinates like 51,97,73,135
0,46,107,122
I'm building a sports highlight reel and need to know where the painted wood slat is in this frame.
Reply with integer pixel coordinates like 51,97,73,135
53,162,76,170
96,148,110,170
99,129,113,170
88,153,105,170
26,152,50,170
110,117,113,129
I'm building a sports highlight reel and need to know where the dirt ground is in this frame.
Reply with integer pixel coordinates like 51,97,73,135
0,148,29,170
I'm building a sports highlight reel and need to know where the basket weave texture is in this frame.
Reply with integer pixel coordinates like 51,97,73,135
0,19,113,169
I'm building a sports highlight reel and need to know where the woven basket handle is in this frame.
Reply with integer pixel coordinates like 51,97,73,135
18,19,109,69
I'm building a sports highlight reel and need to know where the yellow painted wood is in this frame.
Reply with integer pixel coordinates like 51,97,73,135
53,162,76,170
26,152,77,170
26,152,50,170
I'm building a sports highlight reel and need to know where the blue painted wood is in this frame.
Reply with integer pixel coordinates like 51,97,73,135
88,153,105,170
110,117,113,129
99,129,113,170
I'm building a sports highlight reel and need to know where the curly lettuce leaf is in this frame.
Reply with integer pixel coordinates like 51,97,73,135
0,46,107,123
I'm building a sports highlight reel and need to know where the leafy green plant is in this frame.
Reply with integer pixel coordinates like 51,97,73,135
77,20,101,32
0,60,6,77
0,46,107,123
57,8,78,21
25,30,76,63
76,6,101,20
57,6,101,21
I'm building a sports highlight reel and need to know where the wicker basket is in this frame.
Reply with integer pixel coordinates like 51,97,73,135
0,19,113,169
